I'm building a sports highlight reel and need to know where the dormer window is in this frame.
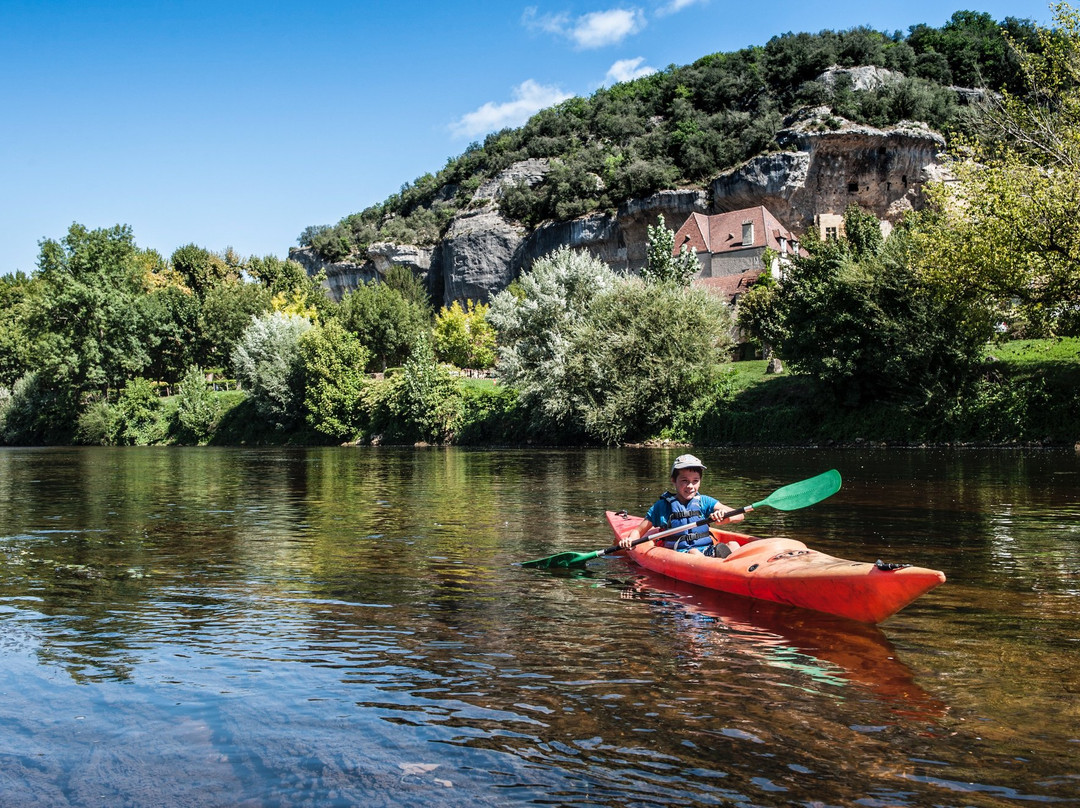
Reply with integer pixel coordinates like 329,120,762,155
741,222,754,246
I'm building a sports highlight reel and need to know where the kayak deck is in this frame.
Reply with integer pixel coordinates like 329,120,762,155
606,510,945,624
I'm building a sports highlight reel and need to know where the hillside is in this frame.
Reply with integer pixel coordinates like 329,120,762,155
293,11,1040,305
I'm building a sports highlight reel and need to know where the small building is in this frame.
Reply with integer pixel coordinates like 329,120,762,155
673,205,801,282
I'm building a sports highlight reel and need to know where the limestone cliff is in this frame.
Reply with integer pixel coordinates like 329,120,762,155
290,110,947,307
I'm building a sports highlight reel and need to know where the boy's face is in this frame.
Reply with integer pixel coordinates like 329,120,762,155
672,469,702,503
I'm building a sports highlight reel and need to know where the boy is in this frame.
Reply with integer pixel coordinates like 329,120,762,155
618,454,743,553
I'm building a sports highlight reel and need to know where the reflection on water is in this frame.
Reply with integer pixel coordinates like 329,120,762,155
0,446,1077,806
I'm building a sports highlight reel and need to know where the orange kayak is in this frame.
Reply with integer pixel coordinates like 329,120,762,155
606,510,946,624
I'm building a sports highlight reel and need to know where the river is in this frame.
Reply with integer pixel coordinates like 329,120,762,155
0,446,1077,806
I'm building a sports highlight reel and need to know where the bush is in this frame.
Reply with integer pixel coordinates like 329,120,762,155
300,321,371,442
113,377,168,445
368,335,461,443
175,366,220,443
74,400,118,445
0,371,76,445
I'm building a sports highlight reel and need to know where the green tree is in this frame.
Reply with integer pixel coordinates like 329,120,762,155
337,281,430,371
299,320,371,442
643,215,700,286
0,272,33,388
231,312,313,429
914,3,1080,336
566,277,734,443
198,280,272,371
170,244,237,298
26,224,154,407
175,365,220,442
113,377,166,445
433,300,496,369
776,216,987,405
370,334,461,443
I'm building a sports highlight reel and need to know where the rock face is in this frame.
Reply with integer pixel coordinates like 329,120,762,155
712,108,946,230
293,111,947,306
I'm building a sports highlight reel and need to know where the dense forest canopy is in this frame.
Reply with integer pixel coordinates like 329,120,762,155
299,10,1042,263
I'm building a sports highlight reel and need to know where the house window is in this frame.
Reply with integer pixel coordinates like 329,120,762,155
741,222,754,246
825,226,838,240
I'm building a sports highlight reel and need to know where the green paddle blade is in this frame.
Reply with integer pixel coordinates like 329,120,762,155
521,549,603,569
752,468,841,511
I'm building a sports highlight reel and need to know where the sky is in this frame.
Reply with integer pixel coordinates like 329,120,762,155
1,0,1056,276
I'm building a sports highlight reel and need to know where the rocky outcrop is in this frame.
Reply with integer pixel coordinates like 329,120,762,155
296,111,948,306
711,108,946,229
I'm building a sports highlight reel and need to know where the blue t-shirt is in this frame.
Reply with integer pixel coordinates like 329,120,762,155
646,493,719,549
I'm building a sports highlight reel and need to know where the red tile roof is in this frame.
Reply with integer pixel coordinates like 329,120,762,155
694,269,763,304
674,206,798,256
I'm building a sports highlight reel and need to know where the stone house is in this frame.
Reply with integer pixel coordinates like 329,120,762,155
673,205,801,305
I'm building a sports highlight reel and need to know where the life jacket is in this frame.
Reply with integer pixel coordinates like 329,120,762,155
658,492,713,551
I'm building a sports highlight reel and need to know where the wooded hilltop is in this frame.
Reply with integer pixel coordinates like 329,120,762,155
2,8,1079,448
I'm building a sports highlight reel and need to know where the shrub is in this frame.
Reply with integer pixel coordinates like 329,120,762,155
175,366,220,443
113,377,168,445
299,321,371,442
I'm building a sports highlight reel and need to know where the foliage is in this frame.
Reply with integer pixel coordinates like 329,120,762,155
433,300,496,369
170,244,238,298
113,377,167,445
487,247,618,435
26,223,155,398
198,280,273,370
914,4,1080,338
175,366,220,443
643,216,700,286
735,271,783,356
337,281,432,372
0,272,32,388
383,265,433,315
231,312,313,430
299,321,371,442
367,335,462,443
74,400,118,446
305,14,1039,261
563,277,735,443
1,372,76,445
773,208,989,405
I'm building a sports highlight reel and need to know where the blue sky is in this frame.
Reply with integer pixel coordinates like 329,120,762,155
1,0,1054,275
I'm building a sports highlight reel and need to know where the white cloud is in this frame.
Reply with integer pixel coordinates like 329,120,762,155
524,7,645,49
572,9,645,48
605,57,657,84
450,80,574,139
656,0,707,15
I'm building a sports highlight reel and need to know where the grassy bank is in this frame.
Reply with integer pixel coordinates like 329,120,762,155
692,338,1080,446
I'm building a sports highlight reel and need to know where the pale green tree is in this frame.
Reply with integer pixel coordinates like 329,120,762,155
487,246,618,434
231,312,313,429
643,215,700,286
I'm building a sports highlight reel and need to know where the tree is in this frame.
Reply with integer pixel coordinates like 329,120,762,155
198,280,272,371
26,223,153,401
565,277,734,443
299,321,371,441
914,4,1080,336
643,215,700,286
776,213,987,405
231,312,313,429
337,281,430,371
170,244,237,298
487,247,618,435
175,366,220,442
433,300,496,369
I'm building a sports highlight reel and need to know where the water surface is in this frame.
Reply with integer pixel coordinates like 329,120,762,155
0,446,1077,806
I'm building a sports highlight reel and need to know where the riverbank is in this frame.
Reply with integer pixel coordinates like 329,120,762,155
186,338,1079,448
